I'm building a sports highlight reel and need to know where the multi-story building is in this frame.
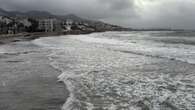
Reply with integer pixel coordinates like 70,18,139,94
0,22,7,34
19,19,32,27
61,19,74,31
53,20,62,32
38,19,55,32
0,16,12,34
0,16,12,24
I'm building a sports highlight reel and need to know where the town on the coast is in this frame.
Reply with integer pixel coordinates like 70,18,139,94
0,8,129,36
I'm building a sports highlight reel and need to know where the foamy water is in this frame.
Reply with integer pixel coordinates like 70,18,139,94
33,31,195,110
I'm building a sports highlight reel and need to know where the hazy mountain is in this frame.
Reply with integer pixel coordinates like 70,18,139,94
25,11,54,17
0,8,10,16
0,8,130,31
0,8,54,17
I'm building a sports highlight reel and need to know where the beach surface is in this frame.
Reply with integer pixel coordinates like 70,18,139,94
0,42,69,110
0,31,195,110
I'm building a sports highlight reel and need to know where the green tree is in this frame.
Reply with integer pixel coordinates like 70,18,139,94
27,18,39,32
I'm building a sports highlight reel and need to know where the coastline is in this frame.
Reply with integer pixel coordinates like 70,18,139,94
0,36,70,110
0,30,121,110
0,30,109,110
1,31,195,109
0,30,103,45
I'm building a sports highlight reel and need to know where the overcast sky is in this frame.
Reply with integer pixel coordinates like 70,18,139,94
0,0,195,29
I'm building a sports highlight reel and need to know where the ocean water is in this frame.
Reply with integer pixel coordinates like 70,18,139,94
32,31,195,110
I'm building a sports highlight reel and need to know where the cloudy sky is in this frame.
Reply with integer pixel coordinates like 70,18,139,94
0,0,195,29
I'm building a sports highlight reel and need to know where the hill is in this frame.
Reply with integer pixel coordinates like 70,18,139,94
0,8,130,31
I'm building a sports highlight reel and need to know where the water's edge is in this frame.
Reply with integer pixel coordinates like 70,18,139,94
32,31,195,110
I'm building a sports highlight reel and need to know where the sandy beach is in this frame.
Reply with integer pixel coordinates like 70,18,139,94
0,42,69,110
0,31,98,45
32,31,195,109
0,31,195,110
0,32,63,44
0,0,195,109
0,31,102,110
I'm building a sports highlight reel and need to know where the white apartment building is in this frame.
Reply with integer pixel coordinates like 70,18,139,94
0,16,12,24
38,19,54,32
62,19,74,31
19,19,31,27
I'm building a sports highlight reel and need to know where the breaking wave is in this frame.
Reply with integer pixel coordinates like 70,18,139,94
33,31,195,110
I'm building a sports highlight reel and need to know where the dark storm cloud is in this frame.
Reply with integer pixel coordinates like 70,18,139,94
132,0,195,29
98,0,134,10
0,0,195,29
0,0,136,19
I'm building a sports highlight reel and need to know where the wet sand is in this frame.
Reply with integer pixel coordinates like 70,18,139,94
0,46,69,110
0,31,96,45
0,32,63,45
1,31,195,109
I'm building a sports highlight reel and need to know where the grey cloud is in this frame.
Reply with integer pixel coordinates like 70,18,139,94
98,0,134,10
0,0,195,29
132,0,195,29
0,0,136,19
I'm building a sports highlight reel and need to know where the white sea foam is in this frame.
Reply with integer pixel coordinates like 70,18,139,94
33,31,195,110
70,34,126,45
68,32,195,65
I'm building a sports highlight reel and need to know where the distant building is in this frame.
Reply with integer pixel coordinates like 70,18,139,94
61,19,74,31
0,22,8,34
38,19,55,32
0,16,12,34
53,20,62,32
7,21,17,34
19,19,32,27
66,19,73,25
0,16,12,24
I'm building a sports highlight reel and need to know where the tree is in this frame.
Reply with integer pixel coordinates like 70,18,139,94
27,18,39,32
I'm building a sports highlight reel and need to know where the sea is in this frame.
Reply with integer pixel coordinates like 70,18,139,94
2,31,195,110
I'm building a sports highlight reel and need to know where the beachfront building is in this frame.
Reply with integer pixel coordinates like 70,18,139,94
54,20,63,32
7,21,18,34
61,19,74,31
0,17,20,34
66,19,73,25
38,19,55,32
0,16,12,34
19,18,32,27
0,16,12,24
0,22,7,34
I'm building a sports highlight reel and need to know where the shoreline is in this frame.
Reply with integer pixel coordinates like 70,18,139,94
0,30,107,110
0,44,70,110
0,30,105,45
